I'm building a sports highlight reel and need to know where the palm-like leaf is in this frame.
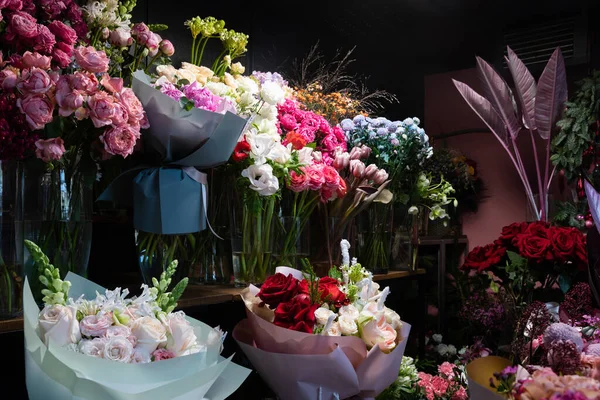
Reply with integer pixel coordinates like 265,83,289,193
535,48,568,139
506,46,537,131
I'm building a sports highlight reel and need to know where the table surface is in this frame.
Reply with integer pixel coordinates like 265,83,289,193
0,268,426,334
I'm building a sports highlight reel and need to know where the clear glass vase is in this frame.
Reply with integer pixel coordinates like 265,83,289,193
357,202,393,275
0,161,24,319
22,164,93,305
390,205,420,271
200,227,232,285
275,216,311,269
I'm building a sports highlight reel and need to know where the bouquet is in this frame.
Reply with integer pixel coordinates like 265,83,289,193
23,240,250,399
233,240,410,399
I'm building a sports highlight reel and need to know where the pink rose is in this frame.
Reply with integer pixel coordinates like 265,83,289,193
9,11,36,38
279,113,297,131
287,170,310,192
33,25,56,54
22,51,51,69
0,69,18,90
69,71,98,94
55,41,74,57
74,107,88,120
305,164,325,191
100,125,138,158
74,46,109,73
88,91,115,127
111,102,129,126
349,159,365,178
17,94,54,130
322,165,340,190
55,76,84,116
104,325,137,347
116,87,145,123
52,46,72,69
100,74,123,94
17,67,53,94
151,348,176,361
80,313,113,337
109,27,132,47
48,21,77,45
360,315,397,352
140,113,150,129
159,39,174,56
34,138,65,162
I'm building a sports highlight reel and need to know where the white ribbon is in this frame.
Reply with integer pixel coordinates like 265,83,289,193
181,166,222,240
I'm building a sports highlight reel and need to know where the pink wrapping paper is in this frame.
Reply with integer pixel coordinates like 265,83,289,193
234,290,411,400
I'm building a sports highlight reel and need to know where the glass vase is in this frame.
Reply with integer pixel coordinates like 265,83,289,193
0,161,23,319
275,216,311,269
22,164,92,305
200,227,232,285
357,202,393,275
229,193,276,287
390,205,420,271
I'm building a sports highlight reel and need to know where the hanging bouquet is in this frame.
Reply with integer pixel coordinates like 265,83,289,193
23,240,250,399
233,240,410,400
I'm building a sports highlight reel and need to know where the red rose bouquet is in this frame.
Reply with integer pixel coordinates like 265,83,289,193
233,241,410,400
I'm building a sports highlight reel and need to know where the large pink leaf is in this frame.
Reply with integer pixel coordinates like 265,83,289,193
476,56,521,139
453,79,510,144
506,47,537,131
535,48,568,140
586,180,600,234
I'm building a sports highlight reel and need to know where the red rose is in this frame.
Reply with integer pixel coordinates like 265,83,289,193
257,273,300,308
524,221,550,238
462,243,506,272
573,230,588,269
299,277,348,307
273,295,319,333
499,222,527,245
513,233,552,262
550,227,576,262
232,139,251,162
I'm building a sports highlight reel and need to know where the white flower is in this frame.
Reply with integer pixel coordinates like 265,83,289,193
236,76,259,94
103,336,134,363
207,326,226,355
258,103,278,121
241,164,279,196
205,81,231,98
267,142,292,164
338,304,360,321
312,151,323,163
260,81,285,105
359,315,397,352
436,343,449,356
131,348,151,364
254,117,280,138
156,65,178,83
246,132,277,165
130,316,167,353
231,62,245,75
432,333,443,344
338,315,358,336
408,206,419,215
314,307,336,326
384,307,403,332
448,344,457,356
78,338,107,358
359,301,383,320
38,304,81,347
323,322,342,337
297,147,314,165
165,312,199,357
222,72,238,89
239,92,258,108
361,281,380,300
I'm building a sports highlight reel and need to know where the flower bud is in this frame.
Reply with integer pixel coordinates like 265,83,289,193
349,146,362,160
361,145,372,159
373,169,389,185
333,152,350,171
101,27,110,39
349,160,365,179
159,40,175,57
364,164,378,179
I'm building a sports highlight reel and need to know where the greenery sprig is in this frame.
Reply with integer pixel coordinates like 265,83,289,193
301,258,320,304
150,260,188,314
24,240,70,306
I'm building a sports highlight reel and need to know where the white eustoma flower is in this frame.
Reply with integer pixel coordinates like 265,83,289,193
258,103,278,121
239,92,258,108
236,76,259,94
241,164,279,196
260,81,285,105
254,117,280,139
246,132,277,165
297,147,314,165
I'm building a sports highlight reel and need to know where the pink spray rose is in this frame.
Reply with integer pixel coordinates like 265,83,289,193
74,46,109,73
109,27,132,47
322,165,341,190
159,39,174,56
35,138,65,162
88,91,115,127
55,76,84,116
33,25,56,54
100,74,123,94
17,94,54,130
80,313,113,337
151,348,176,361
69,71,98,94
21,51,51,69
52,44,72,69
17,67,53,94
0,69,18,90
287,170,310,192
100,125,138,158
9,11,37,38
116,87,145,123
48,21,77,45
305,164,325,191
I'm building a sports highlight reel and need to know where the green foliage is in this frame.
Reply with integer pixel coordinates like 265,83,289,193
553,200,586,229
151,260,188,314
376,356,420,400
327,267,342,280
301,258,320,304
148,24,169,32
24,240,70,305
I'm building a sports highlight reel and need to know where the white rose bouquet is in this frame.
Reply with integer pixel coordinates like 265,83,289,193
24,240,250,400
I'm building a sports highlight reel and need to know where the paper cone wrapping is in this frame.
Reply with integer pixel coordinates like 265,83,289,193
233,270,411,400
466,356,512,400
24,273,251,400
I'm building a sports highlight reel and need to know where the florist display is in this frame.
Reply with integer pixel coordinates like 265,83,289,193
23,239,250,399
233,239,410,399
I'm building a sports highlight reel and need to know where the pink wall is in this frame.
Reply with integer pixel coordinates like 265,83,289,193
424,68,547,249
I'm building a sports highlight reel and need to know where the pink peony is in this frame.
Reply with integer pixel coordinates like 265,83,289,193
109,27,133,47
299,114,320,135
0,69,18,90
158,81,184,101
100,74,123,94
279,113,297,131
332,126,345,142
34,138,65,162
17,67,53,94
430,376,450,397
88,91,115,127
33,25,56,54
151,348,176,361
297,124,316,143
74,46,109,73
131,22,150,36
321,134,340,153
21,51,51,69
100,125,139,158
159,39,174,56
80,313,113,337
17,94,53,130
304,164,325,191
9,11,37,38
318,116,333,136
287,170,310,192
48,21,77,45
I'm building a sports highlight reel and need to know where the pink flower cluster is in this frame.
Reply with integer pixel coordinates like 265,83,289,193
288,164,346,203
131,22,174,58
332,145,389,185
0,0,87,69
157,80,235,114
277,98,347,165
416,362,468,400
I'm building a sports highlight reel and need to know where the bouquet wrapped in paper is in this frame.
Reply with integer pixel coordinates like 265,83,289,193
23,240,250,399
233,240,410,400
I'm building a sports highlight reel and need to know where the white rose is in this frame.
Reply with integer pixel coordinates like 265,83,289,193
359,315,397,352
165,312,198,357
297,147,314,165
338,315,358,336
258,103,278,121
180,62,214,84
236,76,259,94
312,151,323,162
103,336,134,362
130,316,167,353
448,344,457,356
156,65,178,83
267,142,291,164
38,304,81,347
432,334,443,344
260,81,285,105
314,307,336,326
174,68,197,85
384,307,403,332
437,343,449,356
338,304,360,321
246,131,277,165
78,338,107,358
324,321,341,337
241,163,279,196
131,347,151,364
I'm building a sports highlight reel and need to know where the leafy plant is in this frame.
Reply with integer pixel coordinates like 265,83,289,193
453,47,568,221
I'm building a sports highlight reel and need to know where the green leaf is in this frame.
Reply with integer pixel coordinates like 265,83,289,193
148,24,169,32
490,280,500,293
328,267,342,280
